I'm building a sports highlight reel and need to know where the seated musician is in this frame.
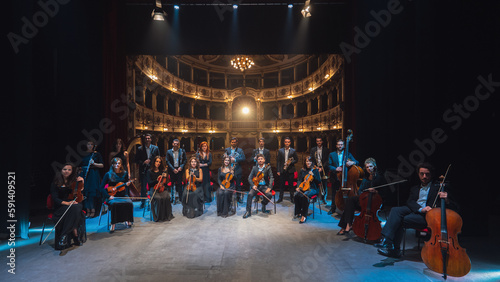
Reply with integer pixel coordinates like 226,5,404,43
216,155,234,217
146,156,174,222
50,163,86,250
294,156,321,224
376,162,456,258
337,158,387,235
100,157,134,233
244,154,274,219
181,156,204,218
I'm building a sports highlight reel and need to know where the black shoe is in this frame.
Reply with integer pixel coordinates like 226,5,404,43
262,206,270,214
374,238,392,249
73,235,82,246
377,246,401,258
243,211,251,219
328,206,336,215
276,199,283,203
56,235,68,250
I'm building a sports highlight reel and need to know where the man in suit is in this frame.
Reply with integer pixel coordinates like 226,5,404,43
310,136,330,205
327,138,359,214
376,163,455,258
252,137,271,165
166,139,187,204
276,137,298,203
244,154,274,218
225,137,245,203
135,133,160,208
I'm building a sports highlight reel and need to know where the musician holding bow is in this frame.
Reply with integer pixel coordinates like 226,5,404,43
146,156,174,222
224,137,245,203
181,156,204,218
243,154,274,219
294,156,321,224
135,134,160,208
216,155,235,217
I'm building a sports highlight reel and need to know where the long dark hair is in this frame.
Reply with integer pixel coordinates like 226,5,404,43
108,157,126,182
150,156,165,172
302,156,314,170
112,138,126,153
53,163,77,187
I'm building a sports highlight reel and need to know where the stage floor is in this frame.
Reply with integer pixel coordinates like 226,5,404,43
2,197,499,281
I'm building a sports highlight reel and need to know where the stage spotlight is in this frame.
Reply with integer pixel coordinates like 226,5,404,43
288,4,293,8
174,5,180,10
233,4,239,10
242,107,250,114
151,0,167,21
301,0,311,18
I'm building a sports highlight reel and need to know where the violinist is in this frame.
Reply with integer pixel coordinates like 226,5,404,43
243,154,274,219
294,156,321,224
100,157,134,233
327,138,359,214
50,163,86,250
224,137,245,204
146,156,174,222
376,162,456,258
197,141,213,203
181,156,204,218
337,158,386,235
80,139,104,218
216,155,234,217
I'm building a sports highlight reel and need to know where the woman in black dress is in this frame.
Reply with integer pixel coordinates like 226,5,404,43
216,156,234,217
50,163,86,250
100,157,135,233
109,138,130,174
197,141,213,203
337,157,386,235
147,156,174,222
80,139,104,218
182,156,203,218
294,156,321,224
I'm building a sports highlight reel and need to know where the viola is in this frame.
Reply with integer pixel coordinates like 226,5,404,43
252,164,269,187
68,180,84,203
154,173,167,193
298,166,317,192
107,179,136,196
335,129,364,211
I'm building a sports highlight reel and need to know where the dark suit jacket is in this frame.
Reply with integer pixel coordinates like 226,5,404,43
406,181,457,212
327,151,359,172
224,147,245,175
165,148,187,173
276,147,298,174
248,164,274,189
310,146,331,173
135,144,160,174
252,148,271,165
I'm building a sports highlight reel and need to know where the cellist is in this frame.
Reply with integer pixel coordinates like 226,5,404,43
146,156,174,222
294,156,321,224
216,155,234,217
337,158,386,235
376,162,456,258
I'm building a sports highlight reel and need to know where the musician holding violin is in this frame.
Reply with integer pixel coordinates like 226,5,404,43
216,155,235,217
50,163,86,250
181,156,204,218
224,137,245,203
376,162,457,258
294,156,321,224
243,154,274,219
337,158,386,235
100,157,135,233
146,156,174,222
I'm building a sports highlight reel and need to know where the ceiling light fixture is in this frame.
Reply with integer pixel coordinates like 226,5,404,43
230,55,255,72
301,0,311,18
152,0,167,21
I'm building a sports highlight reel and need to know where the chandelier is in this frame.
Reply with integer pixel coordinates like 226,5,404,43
230,55,255,72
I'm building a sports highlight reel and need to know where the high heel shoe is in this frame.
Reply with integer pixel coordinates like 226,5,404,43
109,224,115,234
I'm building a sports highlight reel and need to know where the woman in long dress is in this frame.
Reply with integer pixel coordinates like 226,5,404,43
147,156,174,222
181,156,203,218
197,141,212,203
216,156,234,217
80,139,104,218
294,156,321,224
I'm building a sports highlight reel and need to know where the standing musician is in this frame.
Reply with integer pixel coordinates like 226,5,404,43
337,158,387,235
50,163,86,250
197,141,213,203
310,136,330,205
216,155,235,217
376,162,456,258
181,156,204,218
146,156,174,222
100,157,135,233
244,154,274,219
224,137,245,204
109,138,130,174
135,133,160,208
276,137,298,203
166,139,187,204
327,138,359,214
252,137,271,165
294,156,321,224
79,139,104,218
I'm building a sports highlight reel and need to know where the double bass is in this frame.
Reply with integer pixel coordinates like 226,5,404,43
421,166,471,279
335,129,364,211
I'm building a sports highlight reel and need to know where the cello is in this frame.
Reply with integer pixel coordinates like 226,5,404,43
421,165,471,279
335,129,364,211
352,187,383,242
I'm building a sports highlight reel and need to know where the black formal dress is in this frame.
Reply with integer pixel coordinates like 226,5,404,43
50,183,86,250
182,169,203,218
198,152,213,202
100,171,134,225
217,167,234,217
294,168,321,217
80,151,103,212
146,170,174,222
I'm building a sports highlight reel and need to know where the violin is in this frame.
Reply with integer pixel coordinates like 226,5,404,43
107,179,136,196
221,169,234,189
335,129,364,211
298,166,317,192
252,164,269,187
154,173,167,193
186,169,197,192
421,165,471,279
283,157,294,171
68,180,84,203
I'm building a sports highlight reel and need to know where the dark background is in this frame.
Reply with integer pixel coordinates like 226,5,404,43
3,0,499,238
